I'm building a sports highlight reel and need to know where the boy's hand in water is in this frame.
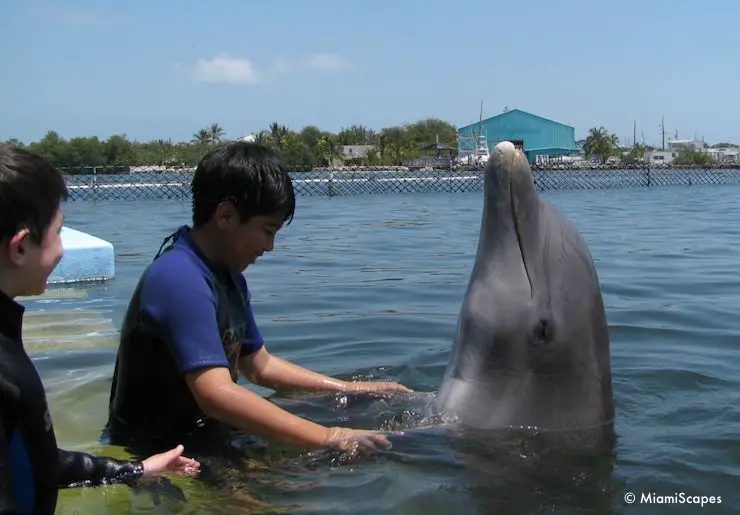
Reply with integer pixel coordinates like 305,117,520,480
141,444,201,477
324,427,403,453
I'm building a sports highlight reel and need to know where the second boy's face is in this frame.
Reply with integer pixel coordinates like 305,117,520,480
10,208,65,296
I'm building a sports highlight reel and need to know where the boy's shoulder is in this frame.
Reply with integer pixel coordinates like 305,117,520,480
142,240,213,291
136,229,252,301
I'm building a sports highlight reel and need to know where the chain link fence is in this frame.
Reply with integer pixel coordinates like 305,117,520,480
62,165,740,201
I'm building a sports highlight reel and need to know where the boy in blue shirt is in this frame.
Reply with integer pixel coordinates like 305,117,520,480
107,141,410,456
0,144,200,514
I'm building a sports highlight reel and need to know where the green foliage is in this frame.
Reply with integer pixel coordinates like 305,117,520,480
673,146,714,166
583,127,620,164
623,143,647,164
4,119,458,173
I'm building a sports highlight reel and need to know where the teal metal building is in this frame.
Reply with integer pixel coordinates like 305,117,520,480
457,108,579,164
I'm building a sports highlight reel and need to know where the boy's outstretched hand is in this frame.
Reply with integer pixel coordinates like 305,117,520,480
141,444,201,477
344,381,412,393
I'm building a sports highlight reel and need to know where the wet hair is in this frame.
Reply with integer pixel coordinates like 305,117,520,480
190,141,296,227
0,144,68,245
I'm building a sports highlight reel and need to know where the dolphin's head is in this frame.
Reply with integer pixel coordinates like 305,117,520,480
436,141,613,435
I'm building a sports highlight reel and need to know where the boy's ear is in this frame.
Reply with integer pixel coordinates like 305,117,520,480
7,229,30,265
214,200,238,230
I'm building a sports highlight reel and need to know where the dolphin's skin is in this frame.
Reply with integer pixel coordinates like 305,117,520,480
435,141,614,437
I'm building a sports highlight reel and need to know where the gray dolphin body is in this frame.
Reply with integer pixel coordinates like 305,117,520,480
435,141,614,437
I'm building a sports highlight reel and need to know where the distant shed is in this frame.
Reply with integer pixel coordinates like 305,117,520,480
457,108,580,163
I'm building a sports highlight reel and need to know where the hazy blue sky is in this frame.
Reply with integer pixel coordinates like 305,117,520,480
2,0,737,147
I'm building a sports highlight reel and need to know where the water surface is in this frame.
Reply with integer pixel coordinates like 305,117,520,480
23,184,740,513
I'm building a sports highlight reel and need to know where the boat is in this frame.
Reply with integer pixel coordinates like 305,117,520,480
474,132,490,166
457,100,490,167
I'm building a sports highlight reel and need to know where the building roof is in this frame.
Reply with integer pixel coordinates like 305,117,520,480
458,108,574,132
668,139,702,144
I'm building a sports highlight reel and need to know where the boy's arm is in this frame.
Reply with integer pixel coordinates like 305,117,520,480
238,347,349,392
184,367,396,451
239,347,410,393
57,450,143,488
0,421,141,507
184,366,337,448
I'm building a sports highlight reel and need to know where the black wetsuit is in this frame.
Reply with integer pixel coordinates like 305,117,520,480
0,289,144,514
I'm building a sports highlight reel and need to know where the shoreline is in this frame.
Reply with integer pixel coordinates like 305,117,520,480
60,162,740,176
313,162,740,172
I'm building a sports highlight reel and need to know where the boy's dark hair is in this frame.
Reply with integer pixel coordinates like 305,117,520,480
191,141,296,227
0,144,69,245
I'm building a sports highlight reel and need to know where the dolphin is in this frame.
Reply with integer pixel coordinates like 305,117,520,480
435,141,614,440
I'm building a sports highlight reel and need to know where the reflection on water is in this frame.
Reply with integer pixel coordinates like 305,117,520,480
23,308,118,354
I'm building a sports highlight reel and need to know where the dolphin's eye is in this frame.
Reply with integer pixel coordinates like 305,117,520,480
532,319,553,347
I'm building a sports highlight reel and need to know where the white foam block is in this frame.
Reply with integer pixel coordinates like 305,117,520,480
47,227,115,284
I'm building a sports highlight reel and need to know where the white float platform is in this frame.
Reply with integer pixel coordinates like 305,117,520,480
47,227,115,285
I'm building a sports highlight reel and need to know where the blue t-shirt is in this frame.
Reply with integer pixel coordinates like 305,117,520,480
106,225,265,448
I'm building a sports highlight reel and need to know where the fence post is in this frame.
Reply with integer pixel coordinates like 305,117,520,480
327,170,335,197
646,164,651,187
92,166,98,201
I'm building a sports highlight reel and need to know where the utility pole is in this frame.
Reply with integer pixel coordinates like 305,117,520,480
659,116,666,150
633,120,637,149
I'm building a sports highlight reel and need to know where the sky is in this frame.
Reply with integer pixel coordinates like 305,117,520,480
1,0,738,147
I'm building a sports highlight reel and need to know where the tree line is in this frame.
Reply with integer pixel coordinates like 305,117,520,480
4,119,732,173
2,119,459,173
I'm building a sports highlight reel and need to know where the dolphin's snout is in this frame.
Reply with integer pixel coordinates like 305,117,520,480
493,140,517,156
491,141,517,164
491,141,525,176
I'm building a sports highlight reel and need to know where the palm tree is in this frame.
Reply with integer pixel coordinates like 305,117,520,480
208,123,225,144
268,122,289,149
583,127,620,164
317,134,342,167
192,129,210,145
